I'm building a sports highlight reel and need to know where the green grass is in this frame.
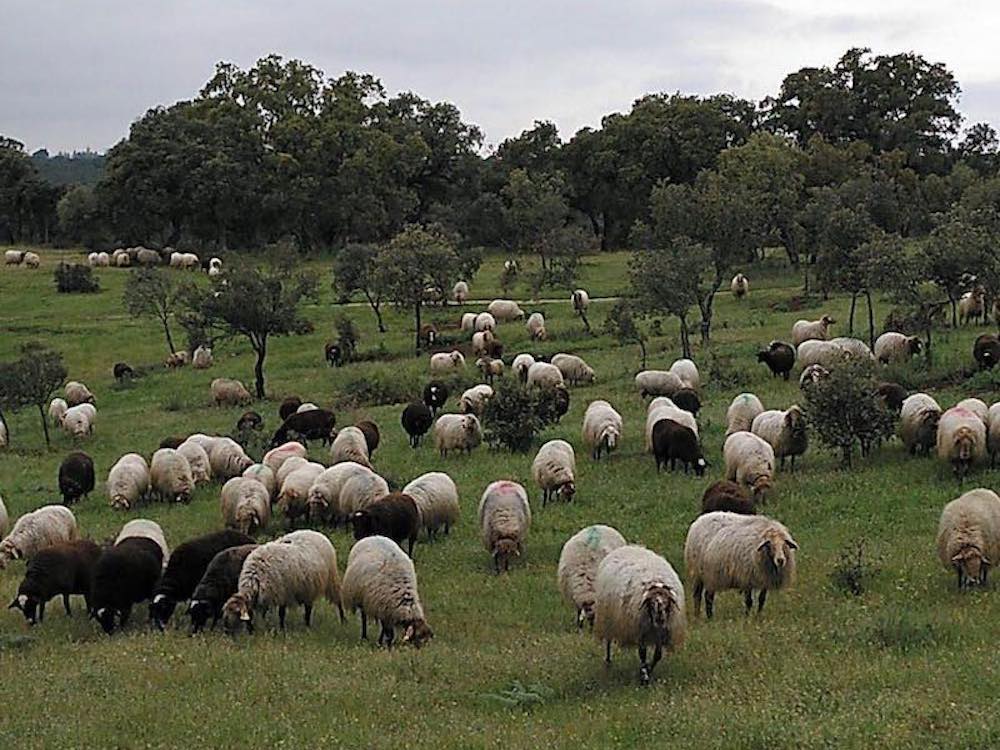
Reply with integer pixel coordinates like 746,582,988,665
1,247,1000,749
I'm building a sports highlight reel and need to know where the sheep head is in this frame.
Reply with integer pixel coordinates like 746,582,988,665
750,475,772,502
602,428,620,453
8,593,40,625
492,538,520,573
94,606,120,635
150,594,177,631
757,529,798,577
821,315,836,327
693,456,708,477
558,481,576,502
235,506,260,536
952,546,990,588
641,585,677,643
221,593,253,635
402,618,434,648
187,599,213,633
907,337,923,355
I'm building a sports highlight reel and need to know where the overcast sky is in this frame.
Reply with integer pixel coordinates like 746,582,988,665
2,0,998,154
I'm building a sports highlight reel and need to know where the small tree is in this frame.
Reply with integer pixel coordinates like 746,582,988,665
602,300,654,369
923,213,997,327
333,243,386,332
54,263,99,294
0,344,67,448
334,315,360,364
482,380,562,452
124,267,184,354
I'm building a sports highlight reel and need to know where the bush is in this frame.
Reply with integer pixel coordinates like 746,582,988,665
829,540,881,596
53,263,99,293
335,315,360,364
338,369,414,407
482,381,564,452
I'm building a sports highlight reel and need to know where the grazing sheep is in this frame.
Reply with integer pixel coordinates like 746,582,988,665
471,330,495,357
685,511,797,618
757,341,796,380
242,463,276,499
479,480,531,573
701,480,755,515
187,544,258,633
150,448,194,504
58,451,95,504
91,520,168,634
452,280,469,303
474,312,497,332
751,407,808,471
532,440,577,506
114,251,131,267
634,370,683,399
552,353,595,385
434,414,483,457
874,332,923,364
899,393,942,456
355,420,380,457
936,406,987,480
593,545,686,685
23,251,40,268
8,539,101,625
459,384,494,417
731,273,749,300
401,402,433,448
652,419,706,476
191,345,213,369
558,525,628,629
723,432,775,502
796,339,847,370
263,441,308,475
799,364,830,388
271,409,337,447
0,505,79,568
956,398,989,425
159,435,186,449
324,342,342,367
476,357,504,385
5,249,25,265
211,378,252,407
645,397,697,452
512,353,535,384
48,397,68,426
352,492,420,556
937,488,1000,589
876,382,908,413
221,478,273,536
208,437,253,480
65,381,95,406
959,288,987,325
61,403,96,438
113,362,135,382
526,312,547,340
107,454,149,510
430,350,466,374
419,324,438,348
275,456,308,488
402,472,459,540
552,384,571,423
305,463,371,525
337,470,390,520
279,396,303,421
572,289,590,314
165,351,189,368
488,299,525,321
791,315,836,346
137,248,161,266
277,463,326,525
423,381,449,415
177,440,212,485
668,359,699,390
526,361,565,390
973,334,1000,370
236,411,263,433
341,536,433,647
460,312,477,332
726,393,764,437
671,388,701,416
988,403,1000,468
330,426,372,468
582,400,623,460
829,337,874,361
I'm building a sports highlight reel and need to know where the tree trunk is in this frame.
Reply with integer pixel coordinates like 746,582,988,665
679,317,692,359
414,302,422,356
579,310,591,334
365,291,386,333
865,290,875,351
803,264,810,293
848,293,857,335
949,294,957,328
161,318,176,354
253,340,266,399
37,403,50,449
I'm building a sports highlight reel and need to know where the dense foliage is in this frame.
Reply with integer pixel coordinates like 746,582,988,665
53,262,99,294
0,343,67,447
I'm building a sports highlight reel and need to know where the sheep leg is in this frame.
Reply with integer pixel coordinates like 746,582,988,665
692,581,703,617
408,536,415,557
744,590,753,614
303,603,312,627
278,606,287,630
605,640,612,664
638,646,651,685
38,601,45,622
757,590,767,613
63,594,72,616
382,624,395,648
337,602,345,623
360,610,368,640
704,591,715,620
779,456,785,471
648,644,663,678
120,607,131,628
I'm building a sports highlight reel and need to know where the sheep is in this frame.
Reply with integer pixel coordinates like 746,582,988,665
645,397,698,452
305,462,371,525
434,414,483,457
165,351,189,368
593,545,686,685
192,345,213,369
150,448,194,504
48,397,68,427
796,339,847,370
187,544,258,633
512,353,535,384
271,409,337,447
8,539,101,625
419,324,438,348
401,402,433,448
876,382,908,413
336,469,389,519
149,529,254,630
263,441,307,475
236,411,263,433
652,419,706,476
221,531,342,632
936,406,987,480
471,330,495,357
829,337,874,361
899,393,942,456
723,431,775,502
874,332,923,364
572,289,590,313
0,414,5,450
701,480,755,515
988,403,1000,468
557,525,627,629
275,456,308,488
526,361,565,390
208,437,253,480
324,342,342,367
488,298,525,321
0,495,6,537
5,249,25,265
479,480,531,573
956,398,989,425
725,393,764,437
403,472,459,540
179,252,200,270
341,536,433,647
751,406,808,471
757,341,796,380
532,439,577,506
355,419,380,456
107,453,149,510
668,358,699,390
459,384,494,417
211,378,252,407
352,493,420,557
91,519,168,634
279,396,303,421
176,440,212,485
474,356,504,385
430,350,466,374
113,362,135,382
54,451,94,505
423,381,449,415
474,312,497,333
937,488,1000,589
959,288,987,325
526,312,547,340
277,462,325,525
460,312,477,332
114,251,131,267
634,370,683,398
221,478,273,536
64,380,95,406
0,505,79,568
87,251,98,266
242,463,276,499
799,363,830,389
551,384,571,422
582,400,623,460
23,251,40,268
973,333,1000,370
61,403,96,438
791,314,835,345
684,511,797,618
730,273,749,300
169,251,183,268
330,425,372,468
453,280,469,303
552,353,595,385
137,248,161,266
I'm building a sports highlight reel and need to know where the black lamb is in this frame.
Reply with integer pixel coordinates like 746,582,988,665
422,381,449,415
90,538,165,634
652,418,706,476
401,402,433,448
58,451,95,505
279,396,303,421
187,543,258,633
974,334,1000,370
700,480,755,515
270,408,336,447
9,540,101,625
113,362,135,382
757,341,796,381
671,388,701,416
352,492,420,557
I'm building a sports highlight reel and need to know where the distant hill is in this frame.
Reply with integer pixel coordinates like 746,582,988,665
31,148,106,186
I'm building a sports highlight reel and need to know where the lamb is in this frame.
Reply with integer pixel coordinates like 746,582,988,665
651,419,706,476
959,288,987,325
937,488,1000,588
936,406,987,480
192,345,213,369
236,411,263,433
150,448,194,503
512,353,535,384
279,396,303,421
476,357,504,385
401,402,433,448
723,431,775,502
221,478,273,536
58,451,95,504
634,370,683,398
0,505,79,568
324,342,342,367
106,453,149,510
955,398,989,425
263,441,307,474
113,362,135,382
277,462,326,525
460,312,477,332
330,425,372,468
532,439,577,506
751,406,808,471
242,463,277,499
730,273,749,300
701,480,755,515
582,400,623,460
177,440,212,485
23,252,40,268
355,419,380,456
526,312,547,340
684,511,797,618
725,393,764,437
341,536,433,647
552,353,595,385
479,480,531,573
48,397,68,426
593,545,686,685
61,403,96,438
149,529,253,630
459,384,494,417
571,289,590,313
208,437,254,479
211,378,253,406
402,472,459,539
91,519,168,634
874,332,923,364
557,525,627,629
526,361,565,390
165,351,189,368
471,330,495,357
64,380,95,406
430,350,466,374
668,358,699,390
474,312,497,332
423,381,449,415
434,413,483,457
756,341,796,380
352,492,420,557
488,298,525,321
187,544,258,632
452,280,469,303
791,314,835,346
271,409,337,447
988,403,1000,468
8,540,101,625
899,393,942,456
973,334,1000,370
305,462,371,525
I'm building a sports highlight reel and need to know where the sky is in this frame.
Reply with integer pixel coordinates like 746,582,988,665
2,0,998,154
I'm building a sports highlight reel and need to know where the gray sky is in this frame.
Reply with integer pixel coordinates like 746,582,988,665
2,0,998,154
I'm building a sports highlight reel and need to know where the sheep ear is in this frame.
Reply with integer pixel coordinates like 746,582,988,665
8,598,20,610
239,610,251,622
756,540,771,552
983,555,992,567
785,538,798,550
951,552,967,564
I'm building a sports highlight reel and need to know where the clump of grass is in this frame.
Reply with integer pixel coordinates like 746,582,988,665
867,611,941,653
161,394,185,412
830,540,881,596
0,635,35,652
481,681,554,709
339,369,418,407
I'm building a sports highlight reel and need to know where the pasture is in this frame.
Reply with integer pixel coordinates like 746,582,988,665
1,249,999,749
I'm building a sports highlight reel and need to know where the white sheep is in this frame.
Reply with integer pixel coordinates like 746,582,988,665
221,477,272,535
828,337,874,361
179,252,199,270
479,480,531,573
453,280,469,304
192,345,213,369
434,414,483,457
582,400,623,460
571,289,590,313
955,398,989,425
532,439,576,506
329,426,371,468
402,472,459,539
526,361,564,390
874,332,923,364
471,330,495,357
337,470,389,517
211,378,252,407
937,406,987,479
725,393,764,437
23,252,40,268
275,456,308,488
899,393,942,456
429,350,466,374
751,406,808,471
593,545,686,685
474,312,497,332
798,364,830,388
959,289,986,325
61,403,96,438
526,312,547,340
48,397,68,427
0,505,79,568
791,315,835,346
341,536,433,646
487,299,525,321
169,251,183,268
937,488,1000,588
459,384,494,417
460,312,477,332
476,357,504,385
116,518,170,565
730,273,749,299
107,453,149,510
150,448,194,503
177,440,212,485
723,431,775,501
988,403,1000,468
277,462,326,524
64,381,95,406
668,358,699,390
4,250,24,265
634,370,683,399
557,524,627,629
512,353,535,384
263,441,308,474
684,511,797,617
552,353,595,385
208,437,253,480
87,252,99,266
306,462,372,525
243,463,277,500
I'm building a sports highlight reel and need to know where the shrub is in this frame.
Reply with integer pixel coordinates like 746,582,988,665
829,540,881,596
338,369,414,407
335,315,360,364
482,381,563,452
53,263,99,293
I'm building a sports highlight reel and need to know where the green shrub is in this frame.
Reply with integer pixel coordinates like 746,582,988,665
482,381,564,452
335,315,360,363
339,369,414,407
830,540,881,596
53,263,99,293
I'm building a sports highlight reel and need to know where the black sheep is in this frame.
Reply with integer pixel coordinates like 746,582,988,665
236,411,263,432
325,342,342,367
401,402,433,448
270,409,336,447
552,384,570,422
757,341,796,381
353,493,420,557
652,418,706,476
113,362,135,382
423,381,449,415
876,382,908,414
187,544,257,633
90,538,164,634
700,480,755,515
149,529,254,631
355,420,381,456
159,435,185,449
671,388,701,416
279,396,303,422
58,451,95,505
974,334,1000,370
8,540,101,625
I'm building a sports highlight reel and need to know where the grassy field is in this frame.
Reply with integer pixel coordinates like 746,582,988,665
1,247,999,749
